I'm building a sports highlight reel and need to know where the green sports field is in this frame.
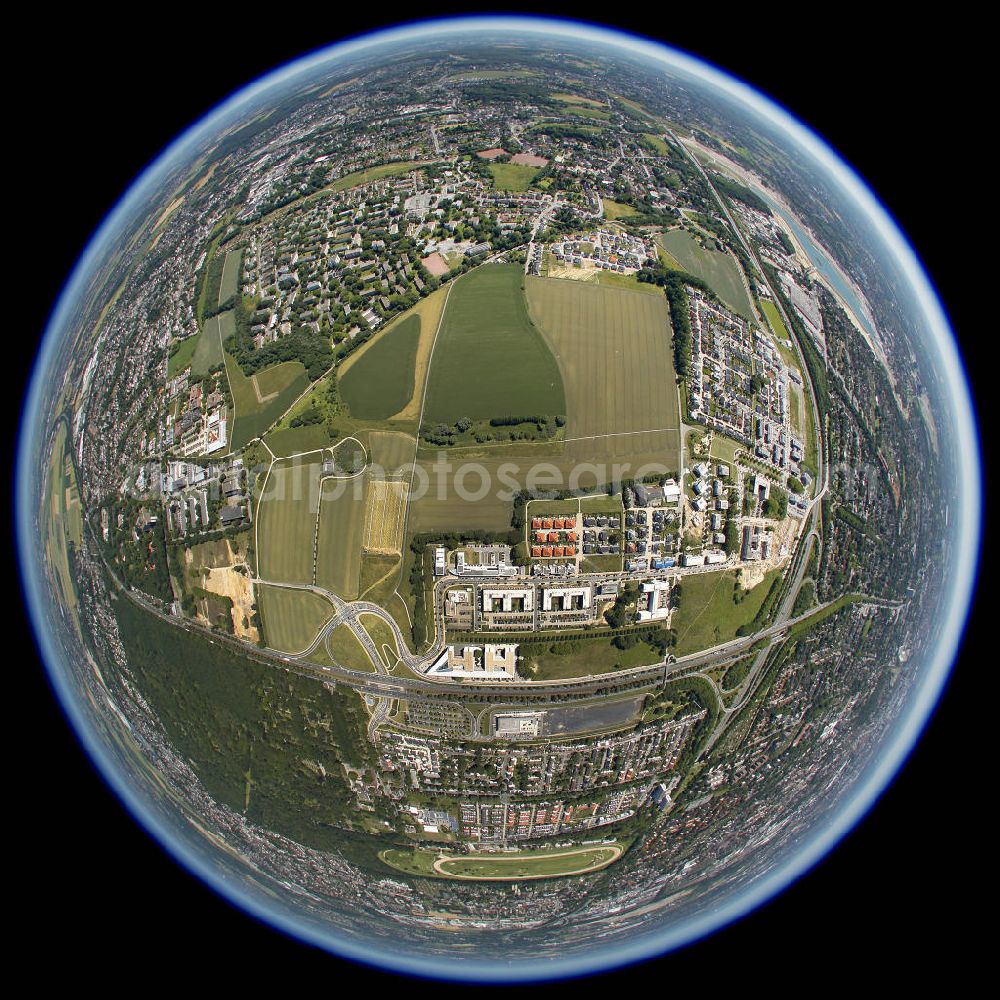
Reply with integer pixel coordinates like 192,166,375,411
339,314,420,419
525,276,680,471
422,265,565,424
381,842,624,880
658,229,754,318
257,583,333,653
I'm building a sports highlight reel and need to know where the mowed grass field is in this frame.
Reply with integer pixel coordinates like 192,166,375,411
368,430,416,475
256,460,321,584
339,314,420,419
257,583,332,653
226,353,309,451
657,229,754,318
422,265,565,424
525,276,680,469
488,162,540,190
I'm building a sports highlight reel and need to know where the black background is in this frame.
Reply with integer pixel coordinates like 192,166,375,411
13,8,983,989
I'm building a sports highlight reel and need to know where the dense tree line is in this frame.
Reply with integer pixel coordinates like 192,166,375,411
712,173,772,216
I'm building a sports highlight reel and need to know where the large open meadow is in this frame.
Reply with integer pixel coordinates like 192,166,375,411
218,248,242,305
672,569,781,655
658,229,754,318
422,265,565,424
525,276,680,472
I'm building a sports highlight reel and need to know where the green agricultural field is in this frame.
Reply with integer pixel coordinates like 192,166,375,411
226,353,309,451
44,423,81,628
381,843,623,880
488,162,540,190
551,92,605,107
422,265,565,424
328,160,426,193
326,623,375,672
593,270,662,295
316,476,367,598
258,584,333,654
658,229,754,318
672,569,780,655
193,312,228,377
525,276,680,469
339,314,421,419
562,104,610,121
256,460,321,584
255,360,305,396
407,459,518,534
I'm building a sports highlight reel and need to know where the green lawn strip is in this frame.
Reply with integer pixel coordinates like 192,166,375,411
359,612,400,669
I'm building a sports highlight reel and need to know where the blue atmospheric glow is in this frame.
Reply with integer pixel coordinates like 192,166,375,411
17,14,982,983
